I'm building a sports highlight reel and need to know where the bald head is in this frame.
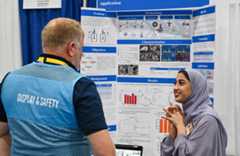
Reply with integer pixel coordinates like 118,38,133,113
41,18,84,52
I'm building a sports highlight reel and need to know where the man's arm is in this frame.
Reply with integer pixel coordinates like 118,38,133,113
0,74,11,156
0,80,9,137
0,122,8,137
0,134,10,156
74,78,116,156
88,129,115,156
0,122,10,156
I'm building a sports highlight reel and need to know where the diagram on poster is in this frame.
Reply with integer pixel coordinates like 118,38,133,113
118,12,192,40
81,9,117,46
81,8,117,76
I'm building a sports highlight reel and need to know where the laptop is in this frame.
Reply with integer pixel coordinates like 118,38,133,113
115,144,143,156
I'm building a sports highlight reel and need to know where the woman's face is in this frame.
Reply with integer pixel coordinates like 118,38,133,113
174,72,192,103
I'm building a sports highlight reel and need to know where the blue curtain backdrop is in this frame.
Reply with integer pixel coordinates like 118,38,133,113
19,0,96,65
87,0,96,8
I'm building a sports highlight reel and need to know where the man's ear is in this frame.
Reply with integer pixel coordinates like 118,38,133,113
66,41,76,57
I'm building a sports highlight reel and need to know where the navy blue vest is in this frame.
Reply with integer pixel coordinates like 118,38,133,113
1,62,91,156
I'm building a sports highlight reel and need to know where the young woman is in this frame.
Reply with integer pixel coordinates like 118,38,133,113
161,69,227,156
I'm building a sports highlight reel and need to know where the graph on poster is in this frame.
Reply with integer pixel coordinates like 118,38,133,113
124,93,137,105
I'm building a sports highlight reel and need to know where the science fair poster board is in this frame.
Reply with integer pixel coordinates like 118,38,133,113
81,6,215,156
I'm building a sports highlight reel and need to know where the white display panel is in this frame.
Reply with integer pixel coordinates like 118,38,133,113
81,6,215,156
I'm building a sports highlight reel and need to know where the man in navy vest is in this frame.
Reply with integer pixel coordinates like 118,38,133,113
0,17,115,156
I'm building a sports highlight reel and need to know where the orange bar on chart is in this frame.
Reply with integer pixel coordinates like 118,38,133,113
160,118,172,134
160,118,164,133
166,120,170,133
163,119,167,133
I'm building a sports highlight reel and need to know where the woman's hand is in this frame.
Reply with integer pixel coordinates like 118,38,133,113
163,105,185,136
168,122,177,139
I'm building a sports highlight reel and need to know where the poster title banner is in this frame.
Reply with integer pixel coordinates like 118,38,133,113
97,0,209,11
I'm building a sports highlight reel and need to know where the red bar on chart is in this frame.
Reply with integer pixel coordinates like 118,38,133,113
132,93,137,104
129,94,132,104
124,94,137,105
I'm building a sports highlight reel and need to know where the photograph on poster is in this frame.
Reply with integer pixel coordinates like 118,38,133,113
139,45,161,62
161,45,190,62
118,64,139,75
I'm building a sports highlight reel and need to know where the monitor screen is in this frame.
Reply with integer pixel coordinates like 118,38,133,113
115,144,143,156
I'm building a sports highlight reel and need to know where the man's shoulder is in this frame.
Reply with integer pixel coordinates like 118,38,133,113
76,76,94,84
8,63,35,74
73,77,98,100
